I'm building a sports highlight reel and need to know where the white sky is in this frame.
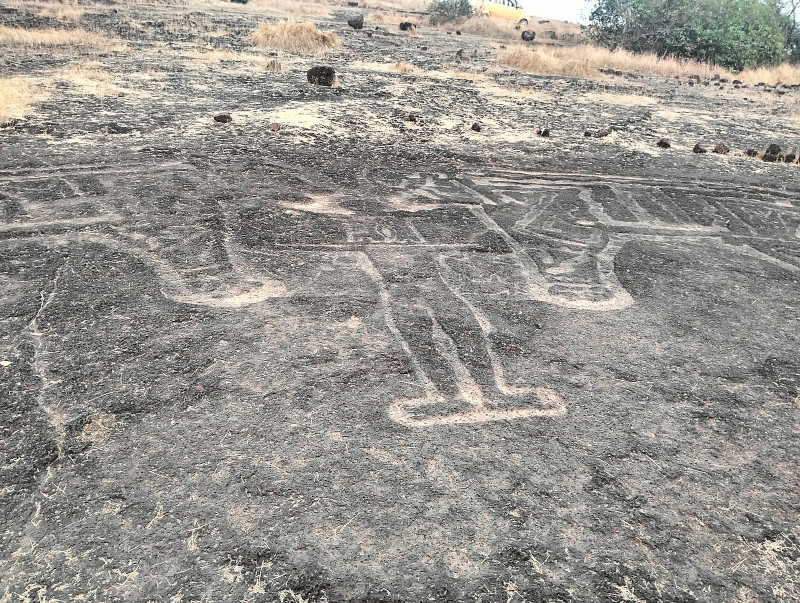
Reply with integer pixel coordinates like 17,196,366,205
521,0,591,24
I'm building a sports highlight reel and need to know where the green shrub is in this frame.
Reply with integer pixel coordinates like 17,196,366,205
428,0,473,24
587,0,788,70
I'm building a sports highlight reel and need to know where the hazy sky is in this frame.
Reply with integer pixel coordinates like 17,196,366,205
524,0,592,23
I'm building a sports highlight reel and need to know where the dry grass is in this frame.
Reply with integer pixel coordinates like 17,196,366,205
0,24,112,47
737,63,800,85
2,0,83,22
246,0,331,17
251,21,341,53
59,61,126,95
0,77,43,124
500,44,731,79
390,60,422,74
456,16,519,40
361,0,427,10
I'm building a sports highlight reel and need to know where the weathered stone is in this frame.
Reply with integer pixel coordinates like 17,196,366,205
347,15,364,29
399,21,416,31
693,143,707,154
536,128,550,137
521,30,536,42
713,143,730,154
307,66,336,86
656,138,671,148
471,122,481,132
746,149,759,157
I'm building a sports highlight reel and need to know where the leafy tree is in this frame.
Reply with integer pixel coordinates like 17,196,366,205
587,0,788,70
428,0,473,24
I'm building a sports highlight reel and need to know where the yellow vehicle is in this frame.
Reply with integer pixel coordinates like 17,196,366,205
476,0,531,27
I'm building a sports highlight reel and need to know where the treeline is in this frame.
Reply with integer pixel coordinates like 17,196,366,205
587,0,799,70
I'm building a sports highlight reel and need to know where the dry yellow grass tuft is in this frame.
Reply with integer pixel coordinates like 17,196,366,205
455,16,519,40
0,24,111,47
737,63,800,85
0,78,43,124
59,61,127,95
390,61,421,74
251,21,341,53
246,0,330,17
363,0,428,10
500,44,730,79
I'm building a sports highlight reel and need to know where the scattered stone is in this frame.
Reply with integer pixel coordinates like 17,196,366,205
420,45,428,50
521,30,536,42
213,113,232,124
544,30,557,40
712,73,720,81
456,30,461,35
307,66,336,86
593,128,612,138
536,128,550,137
690,74,701,82
656,138,671,148
230,0,248,4
733,79,742,85
713,143,730,154
766,143,781,156
399,22,416,31
756,82,765,86
584,131,592,137
407,113,420,123
784,152,796,163
347,1,359,5
106,123,133,134
688,80,694,87
719,77,729,83
270,123,281,132
347,15,364,29
539,19,550,23
762,152,778,162
746,149,758,157
455,49,464,61
471,122,481,132
693,143,707,154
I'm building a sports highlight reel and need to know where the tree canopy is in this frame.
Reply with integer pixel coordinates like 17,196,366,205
586,0,797,70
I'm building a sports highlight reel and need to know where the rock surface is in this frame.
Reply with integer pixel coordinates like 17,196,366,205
0,2,798,602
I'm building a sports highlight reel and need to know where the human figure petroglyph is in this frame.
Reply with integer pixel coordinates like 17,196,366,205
4,166,799,428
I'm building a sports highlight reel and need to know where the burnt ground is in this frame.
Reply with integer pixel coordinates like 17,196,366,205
1,2,799,602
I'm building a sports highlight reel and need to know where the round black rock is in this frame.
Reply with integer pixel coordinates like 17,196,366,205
307,66,336,86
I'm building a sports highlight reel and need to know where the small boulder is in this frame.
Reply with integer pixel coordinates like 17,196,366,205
521,30,536,42
745,149,758,157
593,128,612,138
584,131,592,137
347,15,364,29
471,122,482,132
270,123,281,132
784,152,796,163
765,143,781,156
107,122,134,133
762,153,778,162
712,143,730,154
544,30,557,40
213,113,232,123
347,1,359,5
693,143,707,154
656,138,671,148
307,66,336,86
456,30,461,35
230,0,248,4
399,21,416,31
536,128,550,137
